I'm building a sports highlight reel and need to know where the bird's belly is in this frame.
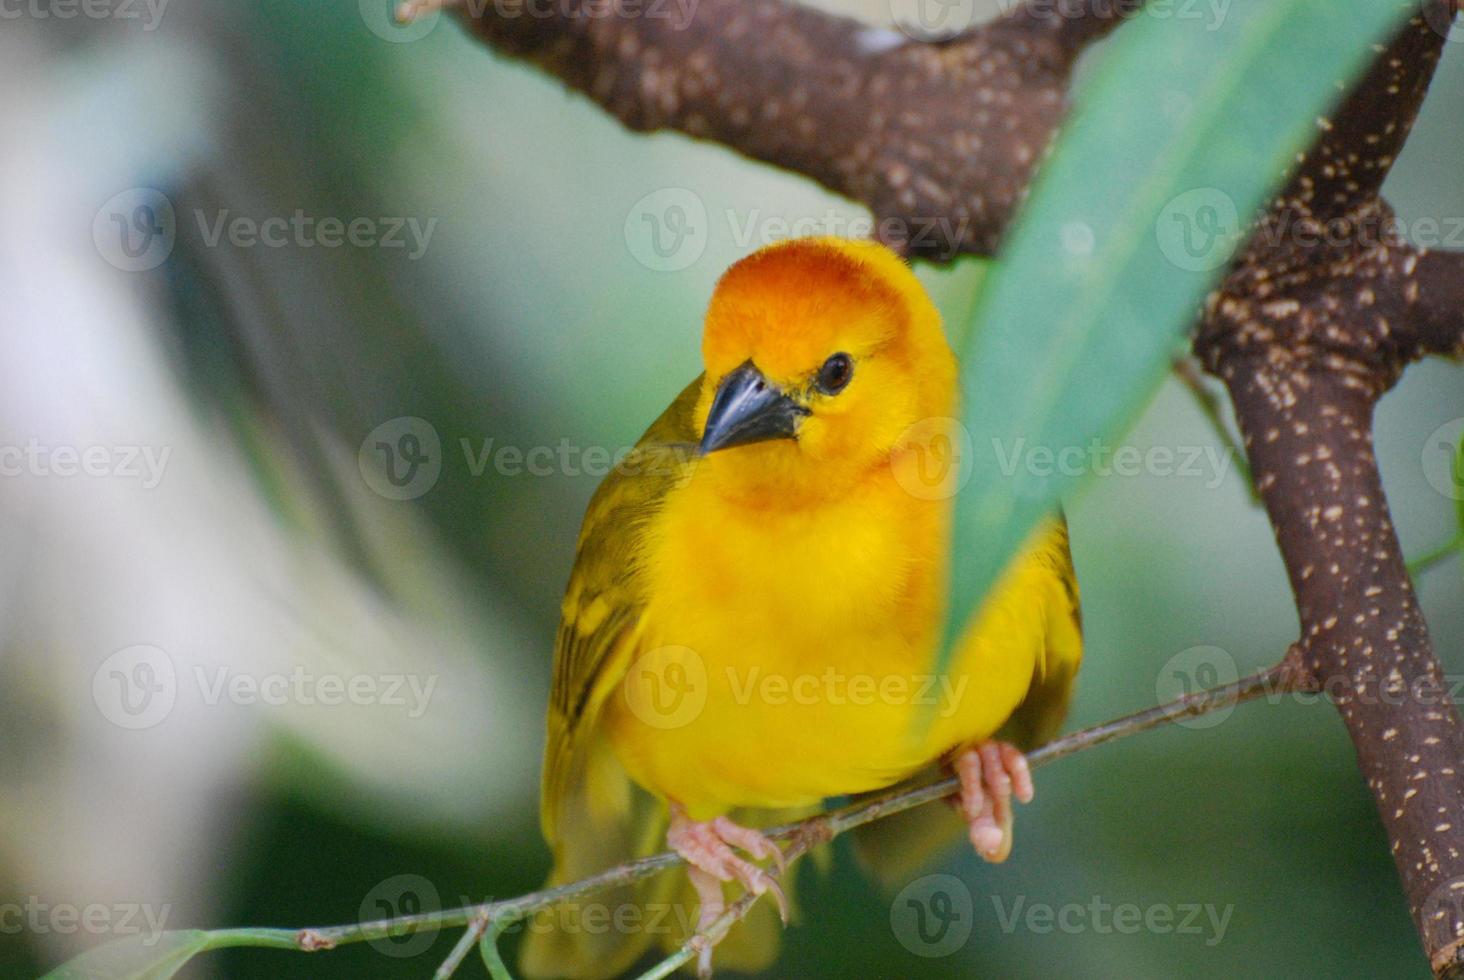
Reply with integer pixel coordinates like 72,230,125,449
601,639,926,815
599,467,1051,818
601,622,1030,819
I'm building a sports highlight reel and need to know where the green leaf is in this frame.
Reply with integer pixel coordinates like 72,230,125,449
941,0,1416,659
40,928,299,980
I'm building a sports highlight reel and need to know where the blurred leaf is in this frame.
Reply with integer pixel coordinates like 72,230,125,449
942,0,1415,658
41,928,298,980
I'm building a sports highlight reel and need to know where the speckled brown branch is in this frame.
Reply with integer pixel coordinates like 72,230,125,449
454,0,1137,257
447,0,1464,973
1194,8,1464,975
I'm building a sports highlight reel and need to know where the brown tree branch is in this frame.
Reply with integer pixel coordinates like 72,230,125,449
1410,249,1464,357
1194,7,1464,975
449,0,1134,257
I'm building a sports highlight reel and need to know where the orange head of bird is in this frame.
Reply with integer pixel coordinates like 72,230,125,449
694,237,956,500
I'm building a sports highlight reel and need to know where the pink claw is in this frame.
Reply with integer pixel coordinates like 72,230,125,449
952,740,1034,863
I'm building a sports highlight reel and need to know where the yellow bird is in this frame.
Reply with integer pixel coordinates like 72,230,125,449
521,237,1082,979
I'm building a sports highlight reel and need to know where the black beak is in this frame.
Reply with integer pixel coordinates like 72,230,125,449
699,362,809,455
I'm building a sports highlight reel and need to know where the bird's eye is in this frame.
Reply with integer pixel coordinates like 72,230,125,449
815,353,853,394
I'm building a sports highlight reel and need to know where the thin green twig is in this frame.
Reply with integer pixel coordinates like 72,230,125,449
1173,356,1259,503
1409,532,1464,577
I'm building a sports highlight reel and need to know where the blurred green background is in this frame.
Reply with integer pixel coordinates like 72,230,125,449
1,1,1461,977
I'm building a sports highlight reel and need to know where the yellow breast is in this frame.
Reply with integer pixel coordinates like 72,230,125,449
601,453,1075,820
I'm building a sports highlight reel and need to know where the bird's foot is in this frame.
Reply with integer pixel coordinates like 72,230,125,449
668,805,788,921
668,804,788,975
951,740,1034,863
